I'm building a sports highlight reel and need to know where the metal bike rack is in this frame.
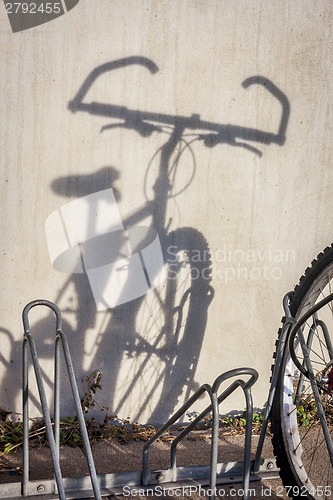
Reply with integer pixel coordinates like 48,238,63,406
22,300,102,500
286,292,333,468
253,292,295,471
0,300,281,500
141,368,258,500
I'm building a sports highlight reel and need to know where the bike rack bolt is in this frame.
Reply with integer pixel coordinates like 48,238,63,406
266,461,274,470
37,485,45,492
156,473,164,482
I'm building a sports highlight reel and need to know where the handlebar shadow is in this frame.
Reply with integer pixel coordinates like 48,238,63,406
68,56,290,156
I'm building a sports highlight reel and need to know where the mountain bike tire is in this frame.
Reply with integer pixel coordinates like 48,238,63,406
271,244,333,499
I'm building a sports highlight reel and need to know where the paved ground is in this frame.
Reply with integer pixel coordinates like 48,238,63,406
0,430,287,500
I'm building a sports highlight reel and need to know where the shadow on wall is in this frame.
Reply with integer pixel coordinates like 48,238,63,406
0,57,290,425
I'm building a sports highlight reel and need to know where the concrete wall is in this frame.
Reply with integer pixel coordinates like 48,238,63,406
1,0,333,425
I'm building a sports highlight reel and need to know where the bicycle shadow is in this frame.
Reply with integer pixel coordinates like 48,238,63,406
0,57,290,426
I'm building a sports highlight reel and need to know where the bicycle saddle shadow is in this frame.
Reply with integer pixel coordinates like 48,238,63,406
50,166,121,201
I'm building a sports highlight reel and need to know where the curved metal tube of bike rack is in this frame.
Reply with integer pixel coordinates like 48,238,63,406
287,292,333,469
22,300,102,500
254,291,333,473
17,300,267,500
142,368,258,500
